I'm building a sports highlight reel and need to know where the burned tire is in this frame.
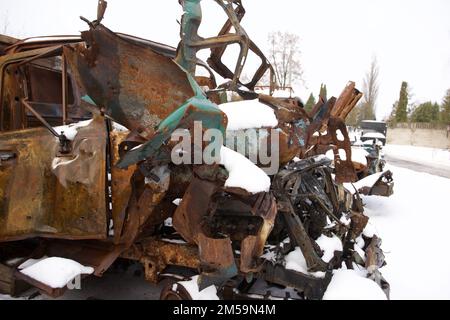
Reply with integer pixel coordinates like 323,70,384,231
160,280,193,300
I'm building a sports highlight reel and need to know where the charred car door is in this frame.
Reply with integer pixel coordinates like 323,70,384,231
0,48,108,242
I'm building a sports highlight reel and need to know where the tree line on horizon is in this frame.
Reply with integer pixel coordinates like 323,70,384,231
304,57,450,127
386,82,450,126
260,31,450,127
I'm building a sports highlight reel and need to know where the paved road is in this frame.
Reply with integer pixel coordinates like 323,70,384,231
385,154,450,179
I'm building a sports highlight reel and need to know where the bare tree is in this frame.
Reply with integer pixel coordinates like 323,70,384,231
267,31,303,90
358,56,379,121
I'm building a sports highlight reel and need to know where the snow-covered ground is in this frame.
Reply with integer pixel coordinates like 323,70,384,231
363,163,450,299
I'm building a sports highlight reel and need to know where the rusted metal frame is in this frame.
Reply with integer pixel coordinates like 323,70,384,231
209,39,274,91
262,263,332,300
13,270,67,298
284,165,344,234
321,166,343,217
332,81,363,120
3,36,81,54
213,0,247,37
104,119,113,236
285,155,332,173
329,117,357,183
180,0,249,89
341,220,356,269
279,204,328,272
292,192,341,224
285,165,334,210
0,66,4,131
190,34,249,90
332,81,355,117
259,93,310,122
20,98,60,137
209,0,246,59
197,233,238,289
206,1,274,92
39,239,124,277
308,97,336,136
14,46,62,69
307,114,357,183
61,53,68,125
21,98,72,153
0,46,63,131
341,92,362,119
190,34,247,50
364,235,390,297
207,0,249,85
274,160,332,272
11,70,24,131
0,47,54,130
358,170,394,197
120,239,200,283
239,192,277,274
96,0,108,24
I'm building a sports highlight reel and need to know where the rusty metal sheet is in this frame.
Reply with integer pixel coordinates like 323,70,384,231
172,176,220,244
118,168,169,246
109,129,135,244
63,25,195,139
239,192,277,273
0,116,107,241
331,81,362,120
306,115,357,183
197,232,238,289
358,170,394,197
120,238,200,283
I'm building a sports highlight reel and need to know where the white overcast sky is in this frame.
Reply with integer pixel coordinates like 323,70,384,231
1,0,450,119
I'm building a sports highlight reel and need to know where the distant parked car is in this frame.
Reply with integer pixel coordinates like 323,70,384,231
360,120,387,145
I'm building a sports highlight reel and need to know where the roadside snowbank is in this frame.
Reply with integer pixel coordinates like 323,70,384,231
384,144,450,169
323,269,387,300
363,164,450,299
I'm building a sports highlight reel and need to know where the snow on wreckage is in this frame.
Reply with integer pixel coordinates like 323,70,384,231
0,0,392,300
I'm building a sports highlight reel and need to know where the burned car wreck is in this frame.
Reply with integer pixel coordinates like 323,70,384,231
0,0,392,300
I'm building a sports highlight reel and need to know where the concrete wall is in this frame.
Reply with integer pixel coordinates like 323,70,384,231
387,127,450,149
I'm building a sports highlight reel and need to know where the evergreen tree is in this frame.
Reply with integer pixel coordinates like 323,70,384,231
304,93,316,113
345,106,359,126
411,101,439,122
441,89,450,124
319,84,327,100
395,81,409,122
388,101,398,127
431,102,440,122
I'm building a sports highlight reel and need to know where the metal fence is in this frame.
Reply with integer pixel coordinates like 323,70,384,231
390,122,449,130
